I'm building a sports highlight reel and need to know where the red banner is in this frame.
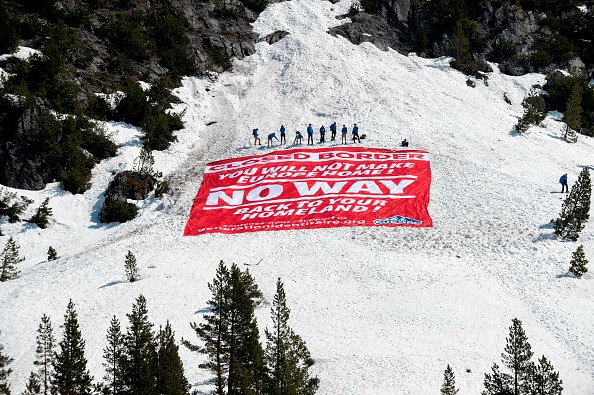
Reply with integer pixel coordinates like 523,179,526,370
184,147,432,235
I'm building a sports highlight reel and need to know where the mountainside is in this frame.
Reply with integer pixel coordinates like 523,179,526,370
1,0,594,394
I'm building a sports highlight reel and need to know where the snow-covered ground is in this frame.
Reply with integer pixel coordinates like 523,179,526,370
2,0,594,393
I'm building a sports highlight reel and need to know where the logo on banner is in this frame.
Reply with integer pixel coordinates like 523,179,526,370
373,215,422,225
184,147,432,235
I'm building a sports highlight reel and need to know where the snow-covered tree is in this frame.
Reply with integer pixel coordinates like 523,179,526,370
440,364,459,395
265,278,318,395
569,245,588,278
53,300,93,395
0,237,24,282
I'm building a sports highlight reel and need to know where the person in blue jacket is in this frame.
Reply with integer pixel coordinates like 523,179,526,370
306,124,314,145
560,173,568,193
330,122,337,141
252,128,261,145
280,125,286,144
319,125,326,143
267,132,279,147
352,123,360,143
341,125,348,144
294,131,303,144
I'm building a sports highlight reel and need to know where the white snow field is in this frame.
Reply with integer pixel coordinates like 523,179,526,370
1,0,594,393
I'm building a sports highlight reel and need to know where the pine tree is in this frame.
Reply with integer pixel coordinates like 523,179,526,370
501,318,533,395
482,362,513,395
0,237,24,282
554,168,591,240
47,247,58,262
102,316,124,395
124,251,139,283
53,300,93,395
264,278,318,395
33,315,55,395
26,198,53,229
155,322,190,395
440,364,458,395
183,261,266,395
22,371,41,395
563,84,582,143
133,148,161,178
183,261,230,395
568,245,588,278
0,335,13,395
532,356,563,395
122,295,157,395
514,89,546,134
225,263,266,395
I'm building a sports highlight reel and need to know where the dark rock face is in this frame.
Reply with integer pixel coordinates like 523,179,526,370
103,171,157,203
0,106,55,190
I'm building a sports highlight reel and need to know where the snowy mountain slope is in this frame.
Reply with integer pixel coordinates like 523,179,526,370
2,0,594,393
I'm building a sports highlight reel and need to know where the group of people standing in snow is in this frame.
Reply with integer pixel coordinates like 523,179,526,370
252,122,362,147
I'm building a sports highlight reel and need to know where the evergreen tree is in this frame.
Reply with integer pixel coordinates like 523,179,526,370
482,362,513,395
102,316,124,395
501,318,533,395
124,251,139,283
122,295,157,395
225,264,266,395
0,237,24,282
440,364,459,395
34,315,55,395
47,247,58,262
26,198,53,229
569,245,588,278
133,148,161,178
514,89,546,134
563,83,582,143
183,261,230,395
155,322,190,395
183,261,266,395
264,278,318,395
0,335,13,395
22,372,41,395
531,356,563,395
53,300,93,395
554,168,591,240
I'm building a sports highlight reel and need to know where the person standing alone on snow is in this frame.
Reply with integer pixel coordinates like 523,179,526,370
560,173,569,193
280,125,286,144
307,124,314,145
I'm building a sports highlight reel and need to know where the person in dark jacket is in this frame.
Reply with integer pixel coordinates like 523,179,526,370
280,125,286,144
319,125,326,143
267,132,279,147
252,128,261,145
352,123,360,143
341,125,348,144
401,138,409,147
307,124,314,145
560,173,568,193
330,122,337,141
294,131,303,144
